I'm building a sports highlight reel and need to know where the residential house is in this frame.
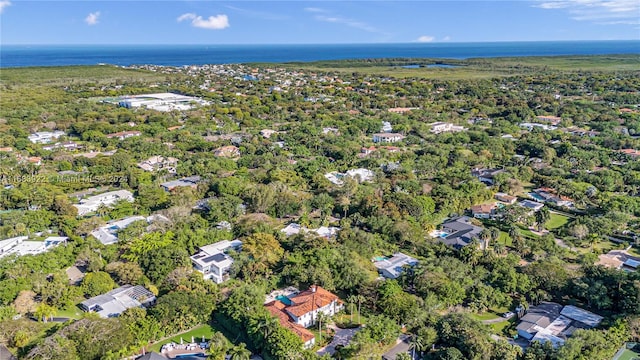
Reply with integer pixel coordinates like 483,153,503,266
536,115,563,126
79,285,156,318
530,188,574,208
137,156,178,174
260,129,278,138
284,285,343,327
190,240,242,283
136,352,168,360
437,216,484,249
387,107,418,114
65,265,86,285
322,127,340,135
470,203,497,219
372,133,405,143
160,176,201,191
265,301,316,349
42,141,82,151
0,236,67,259
264,285,343,348
73,190,135,216
429,122,466,134
517,302,602,347
373,253,419,279
214,145,241,158
106,131,141,140
520,123,557,131
90,215,153,245
281,223,340,239
519,199,545,213
381,121,393,132
471,168,504,185
324,168,374,185
28,131,65,144
494,192,517,205
619,149,640,159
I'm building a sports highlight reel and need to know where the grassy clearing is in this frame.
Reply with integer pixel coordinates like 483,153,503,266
614,348,640,360
546,213,572,230
498,231,513,246
490,317,517,335
56,305,83,319
628,247,640,257
149,324,219,353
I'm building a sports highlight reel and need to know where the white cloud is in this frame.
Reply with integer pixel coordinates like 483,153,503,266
0,0,11,14
85,11,100,25
416,35,435,43
304,7,326,13
225,5,288,20
534,0,640,24
442,36,451,41
314,14,379,33
177,13,229,30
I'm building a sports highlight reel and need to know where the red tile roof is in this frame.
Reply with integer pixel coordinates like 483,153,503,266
286,285,342,318
265,301,315,343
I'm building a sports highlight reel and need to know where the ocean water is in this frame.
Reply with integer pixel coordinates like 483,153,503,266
1,41,639,68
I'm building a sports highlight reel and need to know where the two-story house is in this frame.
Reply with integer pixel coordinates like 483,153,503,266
190,240,242,283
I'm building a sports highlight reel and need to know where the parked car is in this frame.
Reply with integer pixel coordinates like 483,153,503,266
502,311,515,319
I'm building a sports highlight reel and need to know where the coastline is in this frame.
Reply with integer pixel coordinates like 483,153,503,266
1,40,639,68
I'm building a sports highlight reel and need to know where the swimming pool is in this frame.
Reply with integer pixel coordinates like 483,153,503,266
174,354,207,359
276,295,293,305
529,192,546,202
373,256,388,262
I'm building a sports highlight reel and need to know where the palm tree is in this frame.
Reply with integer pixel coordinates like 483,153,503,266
316,311,329,344
34,303,56,323
228,343,251,360
409,333,425,359
479,229,491,250
208,331,229,351
356,295,366,324
347,295,357,324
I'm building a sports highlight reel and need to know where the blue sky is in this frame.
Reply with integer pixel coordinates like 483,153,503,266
1,1,639,44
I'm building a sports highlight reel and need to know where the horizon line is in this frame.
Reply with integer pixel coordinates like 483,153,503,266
2,39,640,47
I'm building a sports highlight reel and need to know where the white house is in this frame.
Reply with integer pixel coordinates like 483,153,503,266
89,215,146,245
284,285,344,328
28,131,66,144
373,253,419,279
79,285,156,318
429,122,466,134
0,236,67,259
73,190,135,216
281,223,341,239
190,240,242,283
372,133,405,143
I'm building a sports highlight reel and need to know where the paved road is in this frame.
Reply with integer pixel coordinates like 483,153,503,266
316,326,361,356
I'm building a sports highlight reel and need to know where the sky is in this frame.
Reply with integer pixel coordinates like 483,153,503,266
0,0,639,44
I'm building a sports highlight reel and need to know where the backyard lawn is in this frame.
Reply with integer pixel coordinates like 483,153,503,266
56,305,83,319
149,324,219,352
613,348,640,360
498,231,512,246
546,213,572,230
628,247,640,257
